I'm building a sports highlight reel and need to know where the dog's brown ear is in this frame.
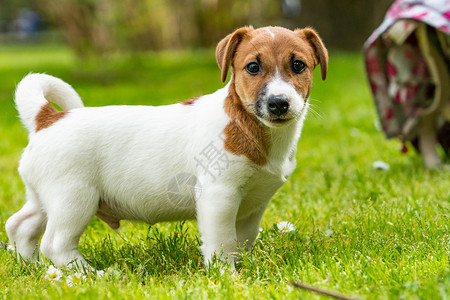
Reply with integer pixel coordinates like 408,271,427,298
297,27,328,81
216,26,254,83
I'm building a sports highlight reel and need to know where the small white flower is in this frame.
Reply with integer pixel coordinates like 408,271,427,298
66,272,86,286
46,265,63,281
387,221,394,226
106,268,122,280
277,221,296,233
325,229,334,237
256,228,263,239
96,270,105,277
6,245,15,253
372,161,390,170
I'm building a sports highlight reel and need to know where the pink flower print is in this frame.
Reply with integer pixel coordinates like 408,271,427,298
443,11,450,20
366,54,381,75
394,91,402,103
439,25,450,33
412,59,429,78
404,46,418,61
412,12,428,19
370,82,378,95
388,2,403,18
385,107,395,120
387,61,397,78
406,84,421,101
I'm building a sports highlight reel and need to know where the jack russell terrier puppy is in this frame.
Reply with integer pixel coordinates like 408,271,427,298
6,26,328,269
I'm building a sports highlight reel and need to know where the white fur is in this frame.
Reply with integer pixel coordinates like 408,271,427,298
266,69,306,116
258,69,308,129
6,65,308,269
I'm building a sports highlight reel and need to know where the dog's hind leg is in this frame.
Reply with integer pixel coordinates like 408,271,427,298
5,186,47,261
39,186,99,269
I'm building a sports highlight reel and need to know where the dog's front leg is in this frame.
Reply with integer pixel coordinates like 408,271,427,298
196,185,241,269
236,206,267,251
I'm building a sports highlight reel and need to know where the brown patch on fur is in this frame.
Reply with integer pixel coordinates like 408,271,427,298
216,27,328,107
216,26,254,83
216,26,328,165
223,82,269,166
35,102,68,132
230,27,327,107
181,96,200,105
300,27,328,81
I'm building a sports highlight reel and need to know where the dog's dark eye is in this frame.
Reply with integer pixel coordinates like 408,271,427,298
292,60,306,73
246,62,261,75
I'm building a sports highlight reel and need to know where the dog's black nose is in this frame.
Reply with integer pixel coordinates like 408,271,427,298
267,95,289,116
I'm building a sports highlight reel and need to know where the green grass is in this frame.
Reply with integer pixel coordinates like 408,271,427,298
0,44,448,299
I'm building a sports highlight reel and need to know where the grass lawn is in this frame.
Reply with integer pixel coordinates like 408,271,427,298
0,43,448,299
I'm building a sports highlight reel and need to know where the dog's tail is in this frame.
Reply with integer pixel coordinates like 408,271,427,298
15,73,84,133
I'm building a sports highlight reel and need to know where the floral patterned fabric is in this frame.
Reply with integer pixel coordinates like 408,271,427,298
363,0,450,141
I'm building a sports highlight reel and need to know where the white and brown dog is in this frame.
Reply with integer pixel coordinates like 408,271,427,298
6,26,328,269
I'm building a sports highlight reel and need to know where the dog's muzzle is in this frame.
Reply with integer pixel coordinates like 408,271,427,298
267,95,289,117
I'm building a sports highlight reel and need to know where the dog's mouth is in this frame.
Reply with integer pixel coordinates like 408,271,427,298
255,115,294,127
253,105,294,127
270,117,291,123
255,105,309,128
268,117,292,125
265,117,294,127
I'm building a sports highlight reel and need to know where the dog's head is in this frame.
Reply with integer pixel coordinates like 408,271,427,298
216,26,328,127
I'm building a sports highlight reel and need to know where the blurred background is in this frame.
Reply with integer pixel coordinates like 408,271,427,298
0,0,393,57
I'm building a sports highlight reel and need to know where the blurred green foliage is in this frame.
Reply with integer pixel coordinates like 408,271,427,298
1,0,394,56
32,0,280,57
